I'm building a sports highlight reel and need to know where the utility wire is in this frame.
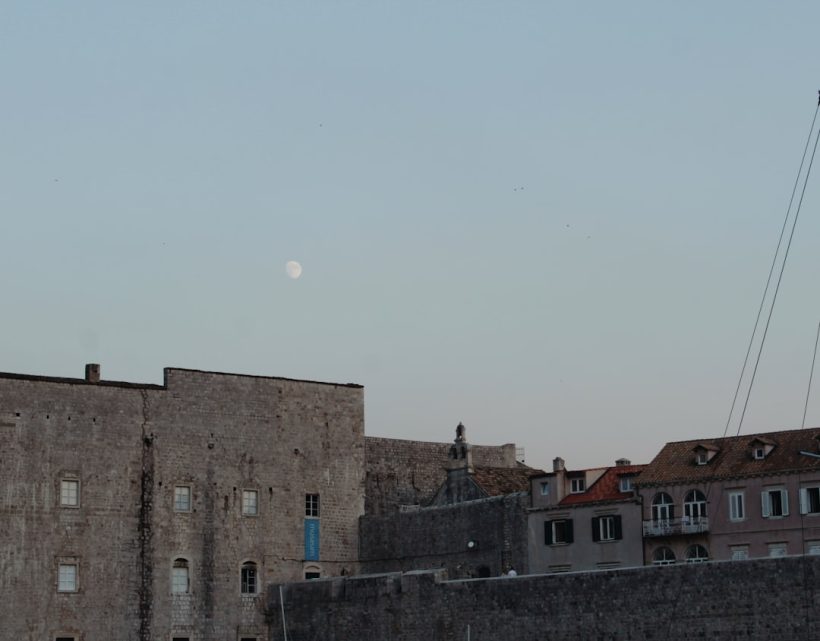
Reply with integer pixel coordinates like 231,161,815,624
721,101,820,439
801,320,820,429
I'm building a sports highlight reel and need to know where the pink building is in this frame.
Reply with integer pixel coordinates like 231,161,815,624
636,428,820,565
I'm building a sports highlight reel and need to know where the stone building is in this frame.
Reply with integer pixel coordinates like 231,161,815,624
636,427,820,565
1,365,365,641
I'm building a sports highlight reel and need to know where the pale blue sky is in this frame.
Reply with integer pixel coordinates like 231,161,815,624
3,2,820,470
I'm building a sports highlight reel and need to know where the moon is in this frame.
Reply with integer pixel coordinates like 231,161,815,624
285,261,302,279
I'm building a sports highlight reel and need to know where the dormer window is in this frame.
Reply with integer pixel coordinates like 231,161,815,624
570,478,586,493
619,477,633,493
693,444,719,465
753,447,766,460
749,437,775,460
696,452,709,466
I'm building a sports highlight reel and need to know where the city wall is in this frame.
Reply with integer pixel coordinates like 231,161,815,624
269,555,820,641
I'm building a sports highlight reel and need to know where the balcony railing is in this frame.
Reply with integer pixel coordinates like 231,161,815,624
642,516,709,537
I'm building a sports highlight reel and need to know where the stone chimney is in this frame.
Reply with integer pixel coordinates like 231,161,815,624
553,457,565,472
615,458,631,467
85,363,100,383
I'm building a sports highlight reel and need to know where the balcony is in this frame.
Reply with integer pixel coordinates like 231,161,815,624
642,516,709,537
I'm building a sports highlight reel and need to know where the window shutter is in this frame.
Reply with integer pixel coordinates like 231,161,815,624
800,488,808,515
782,490,789,516
669,504,675,520
613,515,623,540
591,517,600,542
761,491,770,518
566,519,574,544
544,520,553,545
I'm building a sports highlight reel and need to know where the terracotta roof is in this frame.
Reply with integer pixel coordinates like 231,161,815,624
473,466,545,496
558,465,645,505
636,428,820,486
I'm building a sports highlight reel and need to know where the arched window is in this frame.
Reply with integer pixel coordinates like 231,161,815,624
685,544,709,563
684,490,707,519
241,561,257,595
652,493,674,523
172,558,189,594
652,547,676,566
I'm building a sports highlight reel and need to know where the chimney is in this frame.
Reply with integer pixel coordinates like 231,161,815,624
615,458,631,467
85,363,101,383
553,457,565,472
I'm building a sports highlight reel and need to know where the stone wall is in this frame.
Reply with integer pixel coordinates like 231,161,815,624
364,436,517,515
268,555,820,641
0,367,365,641
359,494,529,578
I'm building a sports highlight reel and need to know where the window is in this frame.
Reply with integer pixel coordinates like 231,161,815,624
619,477,632,493
569,478,585,493
731,545,749,561
305,571,321,580
685,544,709,563
305,493,320,517
753,447,766,460
242,490,258,516
652,547,676,566
684,489,707,519
591,515,622,542
544,519,574,545
696,452,708,465
241,561,257,595
172,637,190,641
540,481,549,496
807,541,820,556
768,542,787,557
174,486,191,512
172,558,190,594
799,486,820,515
60,479,79,507
56,637,77,641
729,491,745,521
762,488,789,518
651,492,674,523
57,563,77,592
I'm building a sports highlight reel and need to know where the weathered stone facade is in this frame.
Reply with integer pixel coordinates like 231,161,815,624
1,367,365,641
269,555,820,640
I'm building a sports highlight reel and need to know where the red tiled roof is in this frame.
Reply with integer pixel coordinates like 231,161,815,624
473,465,545,496
636,428,820,486
558,465,645,505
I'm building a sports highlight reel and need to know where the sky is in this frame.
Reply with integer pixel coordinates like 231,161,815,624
3,2,820,471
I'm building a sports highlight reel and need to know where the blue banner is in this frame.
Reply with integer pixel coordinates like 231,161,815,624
304,519,320,561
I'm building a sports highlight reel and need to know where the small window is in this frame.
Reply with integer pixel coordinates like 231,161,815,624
174,486,191,512
544,519,574,545
570,478,585,494
799,486,820,515
305,493,320,518
753,447,766,460
242,490,258,516
592,515,622,542
60,479,79,507
58,563,77,592
241,561,258,595
539,481,549,496
172,558,190,594
762,488,789,518
731,545,749,561
305,571,321,580
729,491,745,521
172,637,190,641
807,541,820,556
768,542,787,557
56,637,77,641
652,547,676,566
696,452,708,465
618,477,632,493
685,544,709,563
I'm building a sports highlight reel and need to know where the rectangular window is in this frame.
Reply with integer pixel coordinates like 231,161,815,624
808,541,820,556
570,478,585,494
172,637,190,641
60,479,79,507
753,447,766,460
305,493,320,518
544,519,574,545
57,563,77,592
540,481,549,496
799,486,820,515
56,637,77,641
172,559,189,594
242,490,258,516
729,491,745,521
762,488,789,518
730,545,749,561
174,486,191,512
768,542,787,557
592,515,622,542
619,477,632,493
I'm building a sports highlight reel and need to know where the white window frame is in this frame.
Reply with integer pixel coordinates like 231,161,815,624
753,447,766,460
729,491,745,521
696,451,708,465
652,547,676,566
551,519,571,544
598,515,615,542
684,489,707,520
761,488,789,518
172,558,190,594
799,486,820,515
685,544,709,563
242,490,258,516
619,477,632,493
539,481,549,496
730,545,749,561
569,478,585,494
651,493,674,523
57,562,78,592
174,485,191,513
60,479,80,508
